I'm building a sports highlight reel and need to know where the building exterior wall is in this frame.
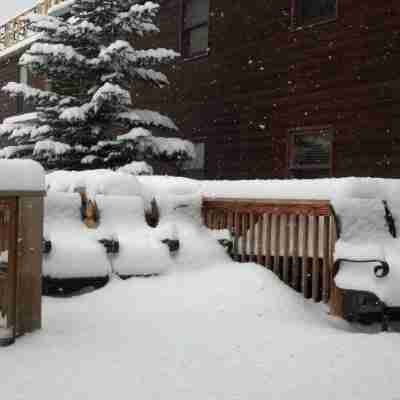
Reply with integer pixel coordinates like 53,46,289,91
1,1,400,179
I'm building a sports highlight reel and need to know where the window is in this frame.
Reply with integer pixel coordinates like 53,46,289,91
181,0,209,59
17,66,35,114
182,142,205,170
292,0,337,27
289,127,333,178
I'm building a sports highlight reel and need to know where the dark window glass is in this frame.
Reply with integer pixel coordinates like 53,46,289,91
289,128,332,178
294,0,336,26
182,0,209,58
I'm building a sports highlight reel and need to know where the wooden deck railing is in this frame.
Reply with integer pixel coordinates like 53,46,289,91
203,198,337,304
0,0,66,50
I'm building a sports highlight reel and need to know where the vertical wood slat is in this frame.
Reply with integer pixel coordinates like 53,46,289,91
202,198,335,304
291,214,300,290
249,213,255,262
264,214,272,269
311,215,320,301
233,212,240,261
322,216,330,303
241,213,248,262
273,214,281,275
301,215,310,298
282,214,290,284
257,213,264,265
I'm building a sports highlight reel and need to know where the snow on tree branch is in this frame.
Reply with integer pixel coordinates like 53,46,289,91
2,82,60,106
117,110,178,131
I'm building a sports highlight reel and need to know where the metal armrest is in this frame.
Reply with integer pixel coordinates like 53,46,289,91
99,238,119,254
334,258,390,278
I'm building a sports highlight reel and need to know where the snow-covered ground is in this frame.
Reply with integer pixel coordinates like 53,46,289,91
1,262,400,400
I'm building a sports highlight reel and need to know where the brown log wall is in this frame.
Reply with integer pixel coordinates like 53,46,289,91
1,1,400,179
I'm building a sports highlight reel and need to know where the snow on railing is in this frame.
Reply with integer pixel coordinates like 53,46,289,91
0,0,66,50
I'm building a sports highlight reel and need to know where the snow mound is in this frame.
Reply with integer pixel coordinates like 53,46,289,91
332,197,400,306
46,169,144,199
155,192,229,270
0,159,44,191
95,195,173,276
43,192,110,279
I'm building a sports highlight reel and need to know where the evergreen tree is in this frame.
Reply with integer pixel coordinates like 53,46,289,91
0,0,194,170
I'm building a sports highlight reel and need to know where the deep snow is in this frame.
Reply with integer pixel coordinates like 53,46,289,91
1,262,400,400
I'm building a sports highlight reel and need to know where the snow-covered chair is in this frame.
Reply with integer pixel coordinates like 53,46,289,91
43,192,111,293
331,198,394,328
95,195,173,277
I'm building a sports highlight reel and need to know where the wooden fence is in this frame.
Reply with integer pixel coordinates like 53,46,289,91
0,0,66,50
203,198,337,304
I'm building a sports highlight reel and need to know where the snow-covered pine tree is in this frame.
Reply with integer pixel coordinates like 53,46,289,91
0,0,194,170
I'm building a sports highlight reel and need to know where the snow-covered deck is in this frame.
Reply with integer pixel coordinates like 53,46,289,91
1,263,400,400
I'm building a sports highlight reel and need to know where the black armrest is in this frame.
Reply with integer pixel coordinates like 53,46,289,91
42,239,52,254
99,238,119,254
162,239,180,253
334,258,390,279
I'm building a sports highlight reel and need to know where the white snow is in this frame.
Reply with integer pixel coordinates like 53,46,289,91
20,42,86,66
43,192,110,279
2,261,400,400
118,109,178,130
117,161,153,175
95,195,173,276
0,159,44,191
332,197,400,306
46,170,144,199
48,0,76,16
117,127,152,141
152,136,196,158
34,140,71,156
3,112,38,125
2,173,400,398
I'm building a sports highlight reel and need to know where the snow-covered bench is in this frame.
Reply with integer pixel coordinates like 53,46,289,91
43,192,110,293
331,198,397,328
95,195,173,277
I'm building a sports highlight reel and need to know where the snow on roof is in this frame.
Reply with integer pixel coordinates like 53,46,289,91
0,159,44,191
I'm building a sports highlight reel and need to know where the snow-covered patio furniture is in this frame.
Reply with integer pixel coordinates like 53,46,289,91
95,195,173,277
331,198,396,329
43,192,110,294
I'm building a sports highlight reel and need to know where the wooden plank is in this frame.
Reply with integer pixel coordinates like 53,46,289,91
301,215,310,298
311,215,320,302
273,214,281,276
282,214,290,284
6,199,17,339
322,215,330,303
291,214,300,290
241,213,248,263
203,198,332,216
256,213,264,265
264,213,272,269
16,196,43,334
249,213,255,262
233,212,240,261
